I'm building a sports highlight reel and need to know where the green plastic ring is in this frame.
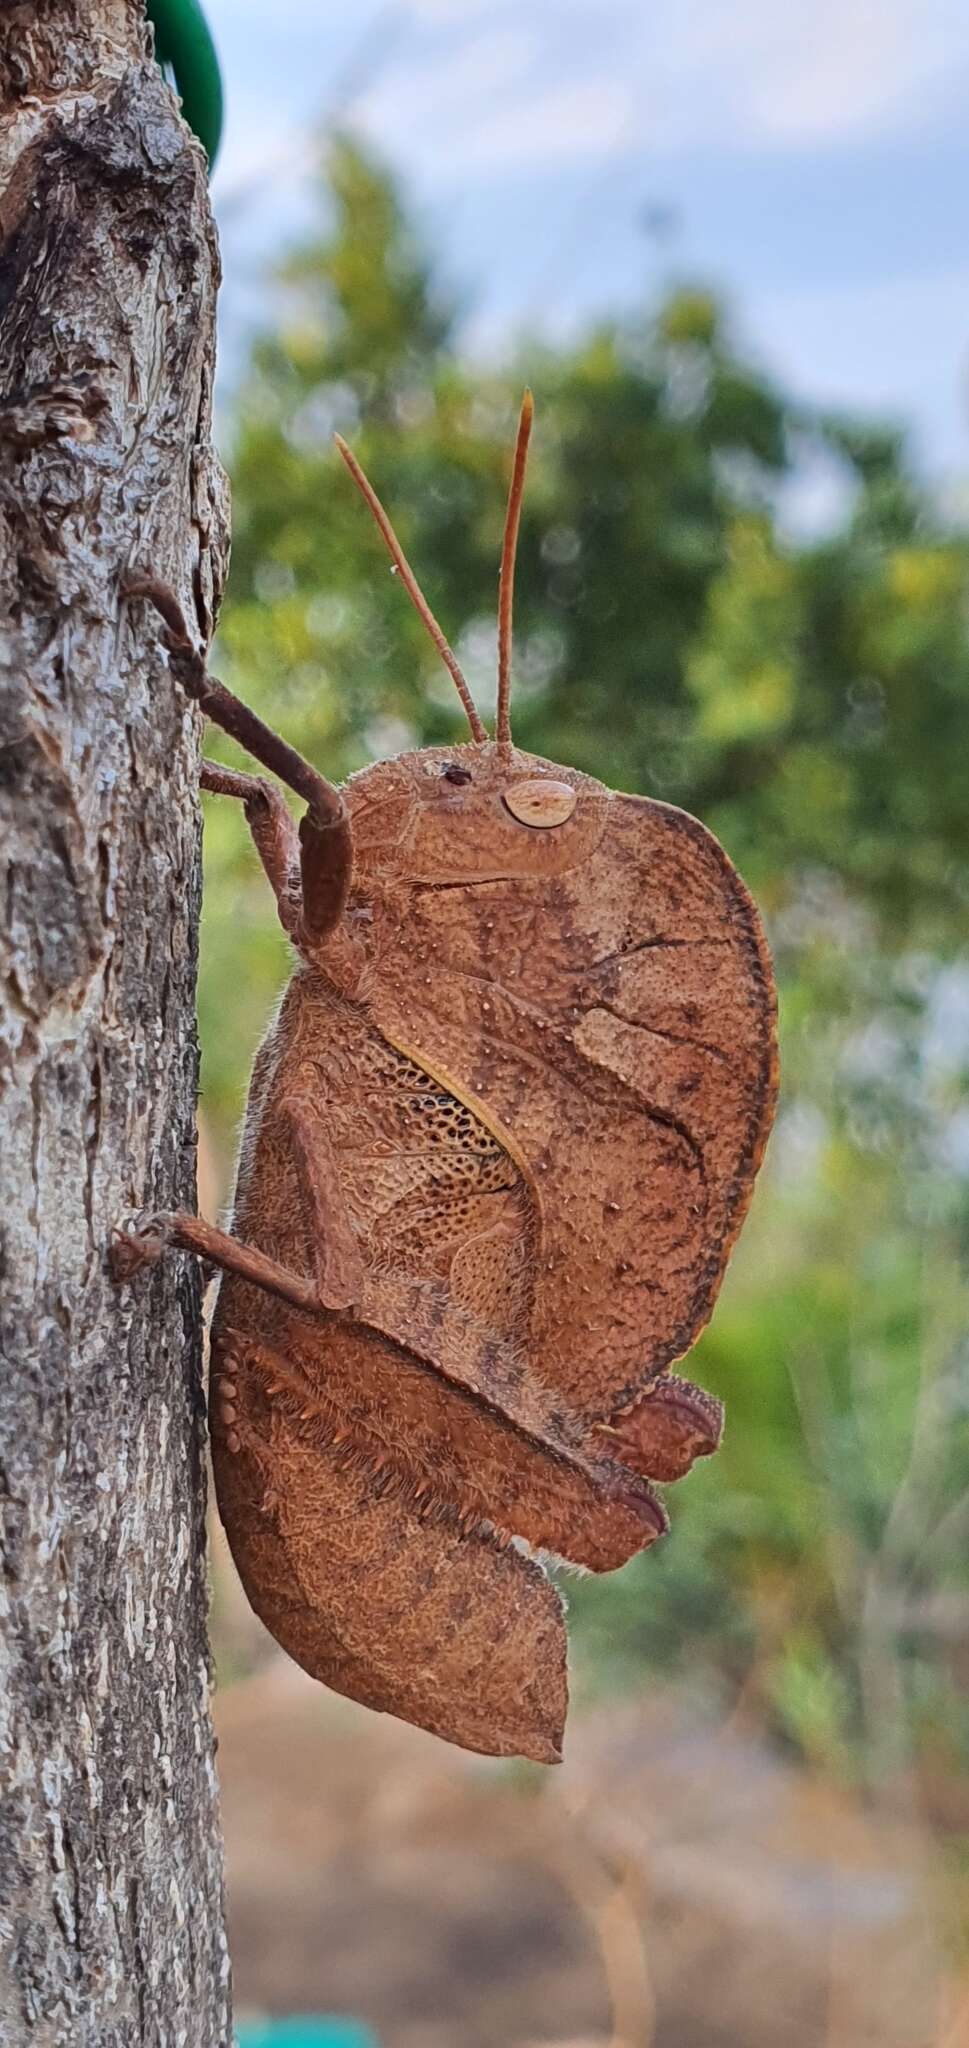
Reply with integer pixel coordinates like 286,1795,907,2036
147,0,224,167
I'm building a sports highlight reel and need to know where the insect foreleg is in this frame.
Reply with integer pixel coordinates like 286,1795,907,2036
200,760,302,936
122,575,352,944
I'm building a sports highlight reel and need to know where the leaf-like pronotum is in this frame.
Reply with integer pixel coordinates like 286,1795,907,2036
113,399,777,1762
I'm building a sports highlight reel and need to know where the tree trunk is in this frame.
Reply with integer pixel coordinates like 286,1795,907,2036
0,6,231,2041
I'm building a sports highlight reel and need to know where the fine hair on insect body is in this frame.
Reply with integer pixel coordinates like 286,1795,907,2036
113,395,778,1763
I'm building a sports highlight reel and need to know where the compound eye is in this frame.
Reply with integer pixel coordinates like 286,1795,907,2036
503,778,577,828
441,762,473,786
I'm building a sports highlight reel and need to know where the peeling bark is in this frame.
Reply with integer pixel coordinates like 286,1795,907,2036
0,5,231,2041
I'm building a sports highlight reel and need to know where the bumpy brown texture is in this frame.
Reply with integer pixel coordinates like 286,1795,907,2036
206,739,777,1763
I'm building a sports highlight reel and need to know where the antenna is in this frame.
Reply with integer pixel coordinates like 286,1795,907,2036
496,389,534,751
334,435,487,745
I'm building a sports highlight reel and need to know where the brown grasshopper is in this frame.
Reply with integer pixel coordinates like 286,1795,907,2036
112,395,777,1763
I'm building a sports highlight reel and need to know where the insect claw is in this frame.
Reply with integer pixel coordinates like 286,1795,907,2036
108,1211,169,1282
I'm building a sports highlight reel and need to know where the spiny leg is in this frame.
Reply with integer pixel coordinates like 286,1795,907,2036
278,1093,363,1311
200,760,301,936
122,576,351,945
110,1210,326,1316
110,1094,364,1313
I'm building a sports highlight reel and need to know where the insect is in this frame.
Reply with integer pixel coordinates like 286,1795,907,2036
112,394,778,1763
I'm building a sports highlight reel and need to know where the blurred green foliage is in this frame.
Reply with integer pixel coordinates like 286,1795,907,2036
203,136,969,1794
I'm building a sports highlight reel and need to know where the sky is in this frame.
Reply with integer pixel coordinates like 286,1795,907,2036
203,0,969,502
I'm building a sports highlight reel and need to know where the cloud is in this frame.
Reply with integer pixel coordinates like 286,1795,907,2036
206,0,969,189
656,0,969,149
352,25,540,139
400,0,491,20
352,0,969,177
461,78,634,167
355,65,634,173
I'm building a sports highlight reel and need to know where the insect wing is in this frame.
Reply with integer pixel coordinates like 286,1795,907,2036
212,1415,567,1762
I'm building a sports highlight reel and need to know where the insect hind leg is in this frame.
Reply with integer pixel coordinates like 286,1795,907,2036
109,1210,325,1315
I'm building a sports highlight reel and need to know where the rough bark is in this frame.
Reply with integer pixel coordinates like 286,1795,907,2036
0,5,231,2041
